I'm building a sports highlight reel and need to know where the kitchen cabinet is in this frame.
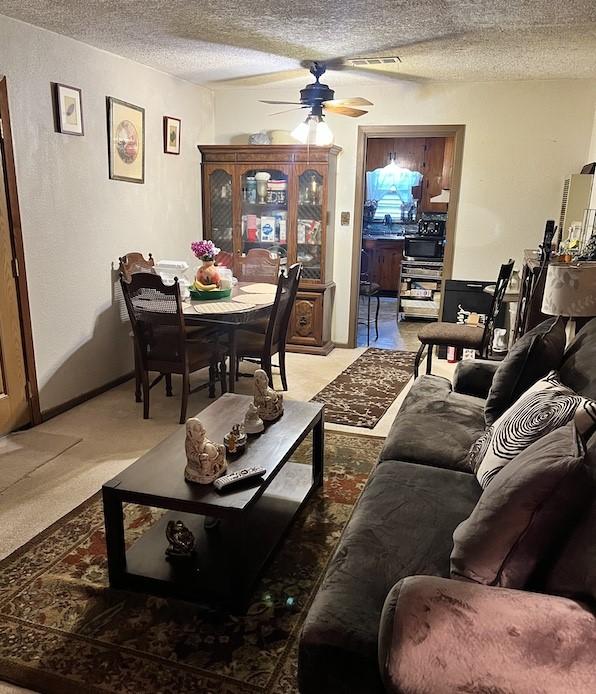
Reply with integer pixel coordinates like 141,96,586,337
198,144,341,354
362,238,404,293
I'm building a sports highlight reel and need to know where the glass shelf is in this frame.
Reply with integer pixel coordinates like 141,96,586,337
240,168,288,256
297,169,323,281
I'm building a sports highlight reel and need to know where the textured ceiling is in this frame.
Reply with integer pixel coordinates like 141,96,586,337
1,1,596,86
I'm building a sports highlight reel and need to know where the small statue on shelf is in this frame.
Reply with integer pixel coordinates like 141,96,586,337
165,520,195,559
244,402,264,435
254,369,283,422
184,417,227,484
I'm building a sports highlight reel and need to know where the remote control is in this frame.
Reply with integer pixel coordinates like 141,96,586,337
213,466,266,491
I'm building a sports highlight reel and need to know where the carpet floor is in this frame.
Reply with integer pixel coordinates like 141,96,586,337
0,431,81,494
0,431,383,694
311,348,416,428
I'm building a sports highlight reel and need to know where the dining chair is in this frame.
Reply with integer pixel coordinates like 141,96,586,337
359,249,380,346
414,259,514,377
215,250,234,270
237,248,280,283
118,252,156,282
120,272,227,424
235,263,302,390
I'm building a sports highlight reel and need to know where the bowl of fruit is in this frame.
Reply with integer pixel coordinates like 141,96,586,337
189,280,232,301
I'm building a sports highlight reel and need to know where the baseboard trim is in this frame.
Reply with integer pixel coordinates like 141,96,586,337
41,371,134,422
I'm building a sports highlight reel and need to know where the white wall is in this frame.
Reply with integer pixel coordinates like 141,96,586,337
0,14,214,412
214,79,596,344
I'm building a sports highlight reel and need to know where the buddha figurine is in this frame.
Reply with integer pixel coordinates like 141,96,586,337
244,402,264,435
253,369,283,422
165,520,195,559
184,417,227,484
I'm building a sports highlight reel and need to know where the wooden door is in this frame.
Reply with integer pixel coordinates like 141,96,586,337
0,138,29,433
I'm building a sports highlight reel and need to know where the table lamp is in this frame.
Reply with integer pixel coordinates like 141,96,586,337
541,262,596,342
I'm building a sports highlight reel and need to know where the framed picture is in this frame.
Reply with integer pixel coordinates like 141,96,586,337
107,97,145,184
54,83,84,136
163,116,181,155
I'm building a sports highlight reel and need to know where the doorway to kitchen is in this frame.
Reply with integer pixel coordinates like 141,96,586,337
348,125,465,351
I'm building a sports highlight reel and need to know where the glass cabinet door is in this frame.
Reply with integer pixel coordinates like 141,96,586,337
205,166,234,264
239,166,289,262
297,168,325,281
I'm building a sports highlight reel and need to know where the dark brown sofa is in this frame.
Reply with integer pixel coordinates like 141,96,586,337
298,318,596,694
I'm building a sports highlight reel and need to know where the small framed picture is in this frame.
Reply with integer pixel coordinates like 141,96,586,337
163,116,181,155
54,83,84,136
107,96,145,184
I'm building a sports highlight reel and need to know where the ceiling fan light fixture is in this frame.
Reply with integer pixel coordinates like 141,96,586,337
291,114,333,146
291,118,310,144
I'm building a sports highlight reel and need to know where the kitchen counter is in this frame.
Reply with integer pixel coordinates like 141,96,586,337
363,222,418,240
362,236,405,294
362,233,404,240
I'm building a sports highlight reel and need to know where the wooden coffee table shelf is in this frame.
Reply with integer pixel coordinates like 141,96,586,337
102,394,324,611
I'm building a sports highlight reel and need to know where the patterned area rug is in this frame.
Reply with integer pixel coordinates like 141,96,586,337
0,432,383,694
312,348,416,428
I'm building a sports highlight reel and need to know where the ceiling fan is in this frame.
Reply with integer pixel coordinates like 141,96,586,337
258,60,383,144
260,61,376,119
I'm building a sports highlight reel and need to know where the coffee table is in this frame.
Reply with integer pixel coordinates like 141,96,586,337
102,393,324,611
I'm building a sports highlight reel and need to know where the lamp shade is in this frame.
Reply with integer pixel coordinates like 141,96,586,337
541,262,596,317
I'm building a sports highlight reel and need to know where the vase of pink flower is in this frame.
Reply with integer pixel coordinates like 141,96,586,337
191,239,221,286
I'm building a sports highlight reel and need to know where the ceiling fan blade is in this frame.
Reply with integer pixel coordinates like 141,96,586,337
324,105,368,118
209,68,306,87
323,97,373,107
260,100,303,105
269,106,307,116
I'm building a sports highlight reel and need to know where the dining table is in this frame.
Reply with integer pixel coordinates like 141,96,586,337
182,281,277,393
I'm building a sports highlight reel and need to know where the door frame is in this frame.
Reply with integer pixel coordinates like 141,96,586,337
0,76,41,426
347,124,466,348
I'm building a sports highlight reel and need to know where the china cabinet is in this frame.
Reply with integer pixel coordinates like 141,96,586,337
198,144,341,354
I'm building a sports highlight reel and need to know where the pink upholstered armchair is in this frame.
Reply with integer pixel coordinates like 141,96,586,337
378,576,596,694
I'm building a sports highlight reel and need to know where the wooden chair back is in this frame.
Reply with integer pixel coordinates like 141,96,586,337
480,258,515,355
215,250,234,270
265,263,302,353
237,248,280,283
360,248,370,282
120,272,186,370
118,252,156,283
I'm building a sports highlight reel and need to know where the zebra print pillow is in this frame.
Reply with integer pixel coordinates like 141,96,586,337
469,371,596,488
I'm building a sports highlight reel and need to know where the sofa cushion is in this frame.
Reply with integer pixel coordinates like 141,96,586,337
485,317,566,426
470,371,596,488
545,430,596,604
452,422,591,588
298,461,481,694
379,374,485,472
560,316,596,400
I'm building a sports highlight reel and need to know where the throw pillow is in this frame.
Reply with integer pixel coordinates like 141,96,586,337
451,422,591,588
484,317,566,426
545,495,596,603
469,371,596,488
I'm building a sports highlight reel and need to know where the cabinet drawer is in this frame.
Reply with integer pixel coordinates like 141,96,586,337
288,291,324,346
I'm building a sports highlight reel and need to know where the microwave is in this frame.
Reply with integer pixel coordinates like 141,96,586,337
404,236,445,260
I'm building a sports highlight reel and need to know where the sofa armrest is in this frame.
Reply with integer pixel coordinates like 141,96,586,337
379,576,596,694
452,359,499,398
